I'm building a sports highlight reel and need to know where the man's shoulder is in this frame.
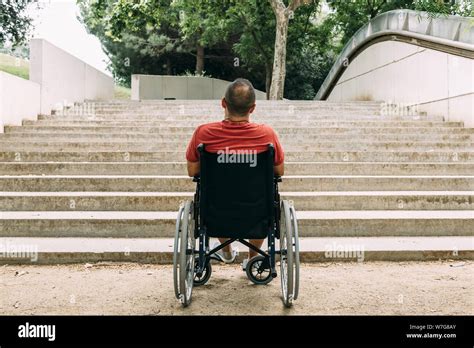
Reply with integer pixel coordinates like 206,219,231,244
256,123,277,135
197,121,223,129
194,121,222,133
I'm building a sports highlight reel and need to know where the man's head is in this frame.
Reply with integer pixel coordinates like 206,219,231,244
222,78,256,118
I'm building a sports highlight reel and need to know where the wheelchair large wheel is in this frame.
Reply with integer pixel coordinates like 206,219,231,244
173,200,195,306
173,204,184,299
279,200,300,307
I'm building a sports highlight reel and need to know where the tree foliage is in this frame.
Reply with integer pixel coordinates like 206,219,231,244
325,0,473,52
0,0,33,46
78,0,472,99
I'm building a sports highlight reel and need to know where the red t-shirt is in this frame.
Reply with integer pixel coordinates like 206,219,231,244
186,120,284,166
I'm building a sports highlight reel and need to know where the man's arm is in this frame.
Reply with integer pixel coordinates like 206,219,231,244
187,161,200,177
270,126,285,176
274,163,284,176
186,126,202,177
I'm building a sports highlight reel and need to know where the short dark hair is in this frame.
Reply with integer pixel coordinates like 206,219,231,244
224,78,256,116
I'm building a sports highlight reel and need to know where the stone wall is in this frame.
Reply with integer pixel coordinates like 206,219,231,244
327,41,474,127
30,39,114,115
0,71,40,133
131,75,267,101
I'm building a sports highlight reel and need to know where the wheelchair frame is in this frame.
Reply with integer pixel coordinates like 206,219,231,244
173,144,299,307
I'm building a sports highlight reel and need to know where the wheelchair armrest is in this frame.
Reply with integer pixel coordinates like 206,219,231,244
274,176,282,183
193,175,200,183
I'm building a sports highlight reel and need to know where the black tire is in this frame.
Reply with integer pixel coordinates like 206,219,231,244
193,259,212,286
280,200,298,307
246,255,273,285
289,204,300,300
173,204,185,299
173,200,195,307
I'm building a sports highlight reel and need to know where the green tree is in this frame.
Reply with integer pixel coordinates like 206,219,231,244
285,5,336,99
172,0,232,74
414,0,473,17
325,0,473,52
0,0,33,46
78,0,195,85
268,0,320,100
223,0,276,98
79,0,382,99
207,0,323,99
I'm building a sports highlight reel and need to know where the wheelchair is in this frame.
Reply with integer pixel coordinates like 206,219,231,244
173,144,299,307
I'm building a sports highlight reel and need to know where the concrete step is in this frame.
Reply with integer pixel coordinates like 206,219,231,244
86,103,383,108
84,99,382,104
86,105,384,110
1,141,471,151
2,99,466,264
20,122,474,134
0,211,472,238
78,112,425,119
35,116,461,128
80,105,384,111
1,151,472,162
84,111,445,122
83,106,383,111
78,110,382,116
1,175,472,191
67,112,398,118
1,191,472,211
0,236,471,264
46,113,394,119
2,131,472,143
87,102,383,108
1,162,473,175
11,126,471,139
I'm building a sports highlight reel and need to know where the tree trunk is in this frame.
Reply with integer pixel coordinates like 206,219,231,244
268,0,309,99
269,11,289,100
265,62,272,100
195,44,204,75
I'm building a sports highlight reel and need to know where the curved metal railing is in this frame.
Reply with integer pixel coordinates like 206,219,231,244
315,9,474,100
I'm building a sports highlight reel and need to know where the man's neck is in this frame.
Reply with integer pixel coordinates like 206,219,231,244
226,115,250,123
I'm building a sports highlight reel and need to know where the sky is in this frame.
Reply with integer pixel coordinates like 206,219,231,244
27,0,110,75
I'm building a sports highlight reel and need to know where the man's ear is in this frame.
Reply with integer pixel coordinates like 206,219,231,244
248,103,256,114
221,98,227,109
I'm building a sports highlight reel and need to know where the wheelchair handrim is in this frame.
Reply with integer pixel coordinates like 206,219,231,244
179,201,194,305
173,204,185,299
280,200,294,306
290,204,300,300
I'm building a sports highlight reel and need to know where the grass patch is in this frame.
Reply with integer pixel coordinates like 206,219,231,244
354,94,373,101
0,53,29,79
1,53,127,100
114,85,131,100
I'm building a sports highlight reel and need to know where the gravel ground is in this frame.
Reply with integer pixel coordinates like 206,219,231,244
1,261,472,315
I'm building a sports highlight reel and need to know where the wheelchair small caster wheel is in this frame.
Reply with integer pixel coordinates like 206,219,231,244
194,259,212,286
246,255,273,285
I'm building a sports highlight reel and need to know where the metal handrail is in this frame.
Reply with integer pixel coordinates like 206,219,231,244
315,9,474,100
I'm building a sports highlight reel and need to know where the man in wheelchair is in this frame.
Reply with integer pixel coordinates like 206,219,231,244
174,78,299,307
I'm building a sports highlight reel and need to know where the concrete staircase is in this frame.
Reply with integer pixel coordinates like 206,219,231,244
0,100,473,263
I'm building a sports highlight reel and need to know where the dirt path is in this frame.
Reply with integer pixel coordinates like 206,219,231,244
1,261,472,315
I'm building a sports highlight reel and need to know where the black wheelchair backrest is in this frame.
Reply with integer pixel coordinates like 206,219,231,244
197,144,275,239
